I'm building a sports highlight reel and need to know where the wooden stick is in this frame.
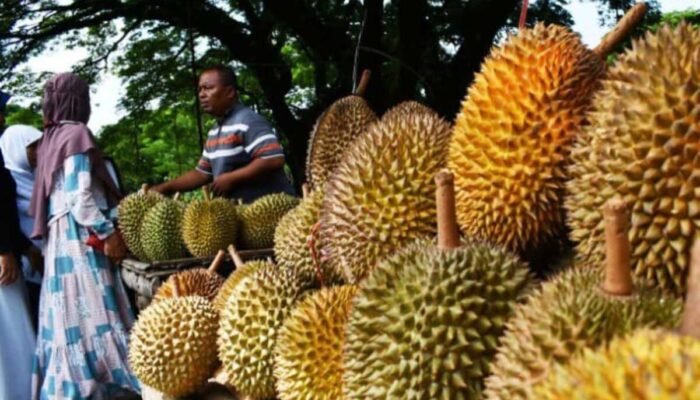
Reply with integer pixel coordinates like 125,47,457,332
302,183,310,199
436,169,460,250
594,2,648,58
602,198,634,296
227,244,245,269
353,69,372,97
207,249,226,273
680,239,700,339
202,185,211,201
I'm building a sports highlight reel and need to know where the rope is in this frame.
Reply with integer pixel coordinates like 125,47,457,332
519,0,529,29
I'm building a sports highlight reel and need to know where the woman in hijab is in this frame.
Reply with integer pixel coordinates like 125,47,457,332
0,124,44,322
29,72,140,400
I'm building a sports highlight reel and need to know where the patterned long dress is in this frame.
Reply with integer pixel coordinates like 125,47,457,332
32,153,140,400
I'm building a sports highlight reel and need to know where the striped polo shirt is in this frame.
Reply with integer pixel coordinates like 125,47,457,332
196,103,295,202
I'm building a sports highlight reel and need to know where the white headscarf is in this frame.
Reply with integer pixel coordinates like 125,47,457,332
0,125,43,283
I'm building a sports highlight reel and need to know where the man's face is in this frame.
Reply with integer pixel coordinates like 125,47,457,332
198,70,236,118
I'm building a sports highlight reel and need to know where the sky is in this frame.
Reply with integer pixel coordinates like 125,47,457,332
14,0,700,133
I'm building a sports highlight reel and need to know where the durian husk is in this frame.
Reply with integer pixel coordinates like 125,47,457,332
379,100,435,122
483,267,683,400
153,268,225,303
306,96,378,190
534,329,700,399
117,189,164,260
343,239,532,399
239,193,300,249
566,23,700,295
140,197,188,262
274,285,357,400
321,102,453,282
182,197,239,257
129,296,219,397
448,23,605,258
218,264,309,399
212,260,267,313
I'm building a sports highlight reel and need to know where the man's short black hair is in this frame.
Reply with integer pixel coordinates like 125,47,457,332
203,64,237,88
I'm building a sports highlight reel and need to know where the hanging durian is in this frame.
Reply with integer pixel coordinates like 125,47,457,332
239,192,300,249
140,193,188,261
321,102,452,282
274,285,358,400
484,199,683,400
153,250,226,303
182,186,238,257
566,22,700,295
117,184,163,260
343,171,532,399
306,70,378,190
448,5,647,269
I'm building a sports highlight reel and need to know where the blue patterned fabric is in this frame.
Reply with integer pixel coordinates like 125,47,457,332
32,153,140,400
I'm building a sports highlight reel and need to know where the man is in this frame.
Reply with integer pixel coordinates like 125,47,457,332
153,65,295,201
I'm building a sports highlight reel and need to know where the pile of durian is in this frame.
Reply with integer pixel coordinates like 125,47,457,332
126,9,700,399
117,185,299,261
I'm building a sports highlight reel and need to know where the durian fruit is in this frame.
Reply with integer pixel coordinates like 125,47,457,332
321,101,452,282
274,190,341,286
566,23,700,294
380,100,434,122
448,22,608,259
218,263,308,399
153,250,226,303
117,185,163,260
533,329,700,399
129,295,219,397
306,91,378,189
239,193,300,249
212,259,267,313
140,194,188,261
274,285,358,400
182,187,238,257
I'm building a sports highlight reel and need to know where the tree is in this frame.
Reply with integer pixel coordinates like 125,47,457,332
0,0,645,190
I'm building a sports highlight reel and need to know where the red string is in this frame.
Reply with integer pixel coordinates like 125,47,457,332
519,0,529,29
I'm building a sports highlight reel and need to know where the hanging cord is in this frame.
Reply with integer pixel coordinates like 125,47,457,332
519,0,529,29
187,2,204,151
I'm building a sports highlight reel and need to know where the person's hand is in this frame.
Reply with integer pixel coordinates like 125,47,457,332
104,231,127,264
0,253,20,285
211,173,235,196
24,245,43,275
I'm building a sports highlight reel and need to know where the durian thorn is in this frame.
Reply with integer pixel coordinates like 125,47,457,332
140,183,149,194
308,221,327,287
202,185,211,201
353,69,372,97
173,192,181,201
302,183,310,199
680,239,700,339
436,169,460,250
602,198,634,296
227,244,245,269
208,249,226,273
593,2,648,58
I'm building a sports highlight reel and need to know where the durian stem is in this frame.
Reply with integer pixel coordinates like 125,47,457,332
227,244,245,269
353,69,372,97
140,183,149,194
308,221,327,287
302,183,310,199
436,169,460,250
602,198,634,296
594,2,648,58
173,192,181,201
202,185,211,201
680,239,700,339
207,249,226,273
518,0,529,29
171,277,180,298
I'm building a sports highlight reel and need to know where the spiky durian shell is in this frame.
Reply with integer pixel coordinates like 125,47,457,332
129,296,219,397
140,198,188,261
182,197,238,257
153,268,224,303
343,240,532,399
240,193,300,249
118,190,163,260
274,190,341,286
566,23,700,295
274,285,358,400
448,23,605,258
218,264,309,399
212,260,268,313
483,267,683,400
321,102,452,282
306,96,378,190
380,100,435,122
534,329,700,399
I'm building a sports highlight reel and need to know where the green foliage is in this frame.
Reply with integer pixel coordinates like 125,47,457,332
5,104,42,129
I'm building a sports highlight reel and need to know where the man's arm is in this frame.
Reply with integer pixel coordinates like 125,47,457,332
211,156,284,196
151,169,212,195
